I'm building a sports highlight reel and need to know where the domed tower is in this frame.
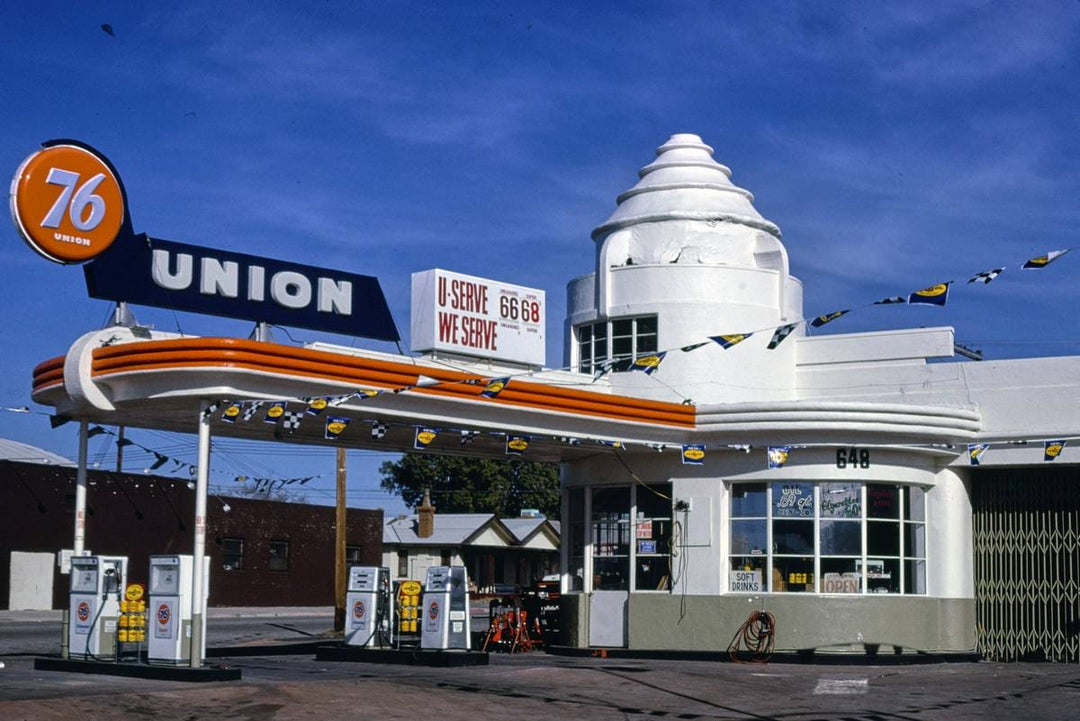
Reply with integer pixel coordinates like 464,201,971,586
565,133,804,404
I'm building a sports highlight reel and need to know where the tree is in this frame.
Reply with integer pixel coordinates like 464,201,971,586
379,454,560,519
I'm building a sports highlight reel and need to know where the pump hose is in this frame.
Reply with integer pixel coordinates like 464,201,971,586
727,610,776,664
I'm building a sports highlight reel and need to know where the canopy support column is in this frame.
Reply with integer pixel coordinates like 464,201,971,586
189,401,211,668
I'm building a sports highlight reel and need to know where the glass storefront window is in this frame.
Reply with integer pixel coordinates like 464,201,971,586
729,481,928,596
634,484,672,591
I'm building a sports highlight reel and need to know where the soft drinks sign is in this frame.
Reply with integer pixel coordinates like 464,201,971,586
411,269,545,366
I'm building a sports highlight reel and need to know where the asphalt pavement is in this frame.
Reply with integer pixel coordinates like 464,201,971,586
4,607,1080,720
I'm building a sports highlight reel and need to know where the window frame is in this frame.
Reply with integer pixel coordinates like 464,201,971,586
575,315,658,374
728,481,927,596
221,537,244,572
268,538,290,572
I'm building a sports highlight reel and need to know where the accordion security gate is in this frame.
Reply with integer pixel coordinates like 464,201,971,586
972,467,1080,663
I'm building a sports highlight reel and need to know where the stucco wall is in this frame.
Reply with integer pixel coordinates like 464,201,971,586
626,594,976,652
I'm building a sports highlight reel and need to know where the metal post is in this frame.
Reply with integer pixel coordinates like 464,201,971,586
62,419,91,659
334,447,347,632
189,401,211,668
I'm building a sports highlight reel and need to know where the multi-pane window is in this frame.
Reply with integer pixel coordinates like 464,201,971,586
634,484,672,591
576,315,657,374
591,487,630,590
268,539,290,571
729,482,927,595
221,537,244,571
567,488,585,591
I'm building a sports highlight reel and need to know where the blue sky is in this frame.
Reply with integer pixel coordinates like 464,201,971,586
2,2,1078,515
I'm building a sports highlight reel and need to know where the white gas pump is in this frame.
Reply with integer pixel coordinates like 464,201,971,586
147,555,209,664
68,555,127,660
344,566,393,647
420,565,471,650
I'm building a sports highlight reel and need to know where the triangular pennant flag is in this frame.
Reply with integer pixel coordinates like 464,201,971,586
305,397,330,415
324,416,350,440
505,435,530,456
873,296,907,305
234,475,247,483
968,443,990,466
241,401,264,422
221,402,242,423
353,389,384,401
1023,249,1070,269
327,394,353,407
371,421,389,439
629,351,667,375
1045,439,1067,462
767,446,791,469
681,444,705,465
116,437,135,448
809,310,850,328
87,425,108,438
592,360,615,380
679,341,710,353
646,443,666,452
558,436,582,446
148,453,169,471
299,476,315,485
908,282,951,306
727,444,752,453
711,333,752,350
480,377,510,398
597,440,624,449
967,268,1004,285
767,323,799,350
460,430,480,446
50,415,72,429
414,427,439,450
201,402,222,420
264,401,287,424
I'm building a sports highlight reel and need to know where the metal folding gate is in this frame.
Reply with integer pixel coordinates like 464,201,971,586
972,466,1080,662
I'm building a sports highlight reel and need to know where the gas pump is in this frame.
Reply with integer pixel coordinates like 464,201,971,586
147,555,210,664
68,555,127,660
420,565,471,650
344,566,392,647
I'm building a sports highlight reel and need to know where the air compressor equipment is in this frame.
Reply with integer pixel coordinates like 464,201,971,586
68,555,127,660
344,566,392,647
147,554,210,664
420,565,471,650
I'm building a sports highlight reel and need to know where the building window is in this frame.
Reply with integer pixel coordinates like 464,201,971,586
398,550,409,578
440,550,452,566
222,537,244,571
729,482,927,595
345,545,364,564
567,488,585,591
635,484,672,591
575,315,657,374
268,539,290,572
591,486,631,590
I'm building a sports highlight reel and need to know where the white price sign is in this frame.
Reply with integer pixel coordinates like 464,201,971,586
411,269,545,365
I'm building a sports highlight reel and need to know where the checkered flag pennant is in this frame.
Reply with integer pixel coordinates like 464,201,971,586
370,421,389,439
558,436,582,446
967,267,1004,284
241,401,264,422
767,323,799,350
873,296,907,305
281,409,304,433
201,401,223,420
460,430,480,446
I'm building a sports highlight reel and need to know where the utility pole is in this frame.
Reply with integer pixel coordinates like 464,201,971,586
334,447,347,632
